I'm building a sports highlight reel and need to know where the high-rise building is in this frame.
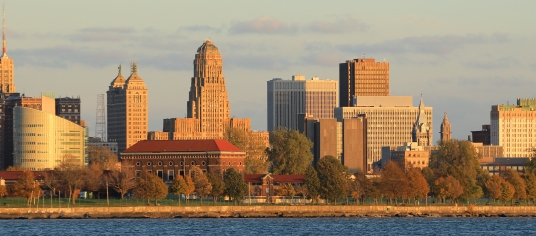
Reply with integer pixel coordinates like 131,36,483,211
491,98,536,158
162,40,268,147
267,75,338,131
13,93,87,170
107,63,148,153
0,6,15,94
335,96,432,170
440,112,452,142
55,96,81,125
339,58,389,107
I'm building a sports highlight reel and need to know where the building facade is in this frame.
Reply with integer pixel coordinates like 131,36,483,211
267,75,338,131
491,98,536,158
335,96,432,169
382,142,430,170
339,58,389,107
121,139,245,182
13,93,87,170
471,124,491,145
55,96,81,125
107,63,148,153
88,137,119,158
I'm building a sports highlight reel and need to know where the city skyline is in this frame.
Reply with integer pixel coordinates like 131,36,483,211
4,1,536,143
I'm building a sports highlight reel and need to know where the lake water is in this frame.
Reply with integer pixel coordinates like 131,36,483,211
1,217,535,235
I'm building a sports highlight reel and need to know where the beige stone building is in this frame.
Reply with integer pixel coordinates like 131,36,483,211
161,40,268,148
107,63,148,153
491,98,536,158
382,142,430,170
339,58,389,107
267,75,338,131
335,96,432,170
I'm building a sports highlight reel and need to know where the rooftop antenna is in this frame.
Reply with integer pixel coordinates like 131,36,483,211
95,94,106,141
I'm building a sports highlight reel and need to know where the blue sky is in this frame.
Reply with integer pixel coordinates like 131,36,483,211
6,0,536,142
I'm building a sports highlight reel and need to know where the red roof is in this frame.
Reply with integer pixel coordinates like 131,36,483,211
244,174,305,183
122,139,243,153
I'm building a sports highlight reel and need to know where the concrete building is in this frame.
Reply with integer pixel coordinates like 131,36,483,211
299,114,367,173
491,98,536,157
440,112,452,142
339,58,389,107
267,75,337,131
161,40,268,147
107,63,148,154
382,142,430,170
88,137,119,158
335,96,432,169
55,96,81,125
121,139,245,182
13,92,87,170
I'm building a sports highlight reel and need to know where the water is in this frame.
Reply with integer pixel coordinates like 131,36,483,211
1,217,535,235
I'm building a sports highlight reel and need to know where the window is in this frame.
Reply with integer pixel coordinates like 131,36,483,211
136,162,140,166
158,161,163,166
191,161,196,166
169,161,174,166
147,161,152,166
201,161,206,166
157,170,163,179
168,170,174,181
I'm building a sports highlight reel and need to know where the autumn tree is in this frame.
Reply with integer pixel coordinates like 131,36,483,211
485,175,505,203
108,163,136,200
6,166,26,171
266,128,313,175
55,156,85,205
11,171,42,205
225,127,269,174
503,168,527,201
169,175,187,205
133,170,168,205
524,173,536,204
316,155,347,204
499,181,515,204
0,185,7,198
347,178,364,205
206,173,226,206
88,146,119,170
434,175,463,204
84,163,103,199
303,166,320,204
43,170,60,197
430,139,484,201
380,161,409,205
191,166,212,205
406,168,430,204
184,175,195,204
223,168,247,205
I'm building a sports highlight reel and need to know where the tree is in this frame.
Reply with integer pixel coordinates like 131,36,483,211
223,168,247,205
225,127,269,174
184,175,195,204
207,173,225,206
524,173,536,204
0,185,7,198
11,171,42,205
108,163,136,200
380,161,409,205
84,163,103,198
525,150,536,175
42,170,60,198
266,128,313,175
55,156,85,205
347,178,364,205
316,155,347,204
430,139,483,201
503,168,527,201
406,168,430,204
88,146,119,170
169,175,187,206
133,170,168,205
485,175,504,203
499,181,515,204
303,166,320,204
434,175,463,204
6,166,25,171
191,166,212,206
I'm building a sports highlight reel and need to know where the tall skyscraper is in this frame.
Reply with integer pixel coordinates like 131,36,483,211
107,63,148,153
0,5,14,94
267,75,338,131
440,112,452,142
339,58,389,107
491,98,536,158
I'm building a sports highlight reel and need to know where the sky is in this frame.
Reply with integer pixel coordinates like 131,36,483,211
5,0,536,143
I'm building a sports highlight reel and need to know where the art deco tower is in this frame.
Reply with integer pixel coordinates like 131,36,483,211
0,5,15,93
440,112,452,142
186,40,230,138
107,63,148,153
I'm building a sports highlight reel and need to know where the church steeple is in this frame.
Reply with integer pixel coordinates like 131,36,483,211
440,112,452,142
412,94,431,146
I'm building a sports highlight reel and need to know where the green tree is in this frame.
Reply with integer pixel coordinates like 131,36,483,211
88,146,119,170
169,175,187,205
244,156,270,174
380,161,409,205
266,128,313,175
133,170,168,205
303,165,320,204
406,168,430,204
430,139,483,202
225,127,269,174
316,155,347,204
207,173,226,206
504,168,527,201
485,175,504,203
11,171,42,206
191,166,212,206
223,168,247,205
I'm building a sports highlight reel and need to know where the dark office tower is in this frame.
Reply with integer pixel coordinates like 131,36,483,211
339,57,389,107
55,97,81,125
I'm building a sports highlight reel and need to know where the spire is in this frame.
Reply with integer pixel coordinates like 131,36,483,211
131,62,137,74
418,93,424,109
2,3,6,57
118,64,122,76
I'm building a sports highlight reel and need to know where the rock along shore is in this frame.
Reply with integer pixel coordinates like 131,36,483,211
0,205,535,219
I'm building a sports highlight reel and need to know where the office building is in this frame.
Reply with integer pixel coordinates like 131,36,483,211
267,75,337,131
339,57,389,107
55,96,81,125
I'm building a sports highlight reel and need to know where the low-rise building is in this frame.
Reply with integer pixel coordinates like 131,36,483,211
382,142,430,170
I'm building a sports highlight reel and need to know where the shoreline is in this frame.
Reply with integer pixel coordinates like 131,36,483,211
1,205,536,219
